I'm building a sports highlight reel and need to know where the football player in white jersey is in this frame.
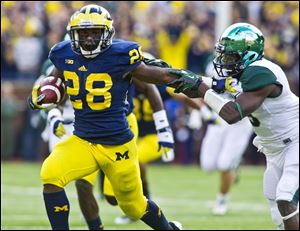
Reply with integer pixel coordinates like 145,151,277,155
169,23,299,230
197,63,253,216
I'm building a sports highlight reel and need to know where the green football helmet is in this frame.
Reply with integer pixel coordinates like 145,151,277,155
213,22,264,77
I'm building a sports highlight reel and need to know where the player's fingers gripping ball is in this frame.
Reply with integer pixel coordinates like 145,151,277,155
28,84,46,110
28,76,65,110
38,76,65,104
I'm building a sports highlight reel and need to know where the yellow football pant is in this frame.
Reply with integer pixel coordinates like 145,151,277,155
40,113,146,219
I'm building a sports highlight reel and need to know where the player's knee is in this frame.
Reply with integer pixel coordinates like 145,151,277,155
216,161,232,171
105,195,118,206
118,200,146,220
277,200,299,221
201,161,216,172
40,158,64,187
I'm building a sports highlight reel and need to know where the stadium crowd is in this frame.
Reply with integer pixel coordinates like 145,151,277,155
1,1,299,163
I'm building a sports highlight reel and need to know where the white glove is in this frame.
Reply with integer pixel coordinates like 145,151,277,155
153,110,175,162
47,108,66,138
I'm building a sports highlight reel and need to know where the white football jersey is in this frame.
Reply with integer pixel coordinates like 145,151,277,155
243,59,299,155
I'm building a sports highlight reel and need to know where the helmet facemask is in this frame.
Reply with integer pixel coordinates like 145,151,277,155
213,43,245,78
69,26,114,58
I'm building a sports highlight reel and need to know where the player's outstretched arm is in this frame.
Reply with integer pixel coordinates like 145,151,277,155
218,85,278,124
130,62,181,86
166,68,283,124
181,77,278,124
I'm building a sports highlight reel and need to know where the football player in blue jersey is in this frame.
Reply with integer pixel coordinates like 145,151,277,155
38,57,172,230
27,4,188,230
75,77,175,230
100,53,201,225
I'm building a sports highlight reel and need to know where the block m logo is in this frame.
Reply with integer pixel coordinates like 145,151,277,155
54,205,69,212
116,150,129,161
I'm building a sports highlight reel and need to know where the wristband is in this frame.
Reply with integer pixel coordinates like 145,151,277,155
47,108,62,122
153,110,169,130
202,77,213,88
204,89,231,114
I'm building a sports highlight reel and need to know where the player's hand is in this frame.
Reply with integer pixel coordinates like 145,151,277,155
161,148,175,162
52,119,66,138
27,84,55,110
143,58,172,68
212,77,238,93
47,108,66,138
157,127,175,162
153,110,175,160
167,69,202,98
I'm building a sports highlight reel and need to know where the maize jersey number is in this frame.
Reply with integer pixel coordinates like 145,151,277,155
64,71,112,110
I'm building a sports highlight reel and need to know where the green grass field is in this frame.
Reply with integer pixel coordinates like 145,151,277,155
1,162,275,230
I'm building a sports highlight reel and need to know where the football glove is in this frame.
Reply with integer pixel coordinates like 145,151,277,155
143,58,172,68
27,84,55,110
47,108,66,138
161,148,175,162
153,110,175,161
212,77,239,93
168,69,202,98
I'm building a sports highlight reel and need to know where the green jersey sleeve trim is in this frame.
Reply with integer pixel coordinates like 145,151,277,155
41,59,54,76
240,66,277,92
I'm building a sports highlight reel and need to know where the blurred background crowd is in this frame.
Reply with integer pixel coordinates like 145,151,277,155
1,1,299,164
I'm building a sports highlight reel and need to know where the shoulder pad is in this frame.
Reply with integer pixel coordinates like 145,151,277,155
49,41,71,56
240,65,277,92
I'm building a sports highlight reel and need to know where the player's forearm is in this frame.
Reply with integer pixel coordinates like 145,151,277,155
131,62,178,85
199,84,241,124
144,85,164,112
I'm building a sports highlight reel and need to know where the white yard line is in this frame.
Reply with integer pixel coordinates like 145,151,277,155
2,184,268,212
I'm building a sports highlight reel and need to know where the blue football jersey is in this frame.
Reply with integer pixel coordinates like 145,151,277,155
49,39,143,145
133,85,172,137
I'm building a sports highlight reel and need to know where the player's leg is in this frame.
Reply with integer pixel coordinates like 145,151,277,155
102,175,118,206
76,171,103,230
114,134,162,224
200,124,224,172
276,142,299,230
214,120,252,215
105,112,139,206
97,138,181,230
264,153,285,229
40,135,99,230
140,162,150,198
138,134,164,198
200,123,225,214
269,199,285,230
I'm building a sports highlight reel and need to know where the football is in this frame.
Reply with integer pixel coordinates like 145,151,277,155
38,76,65,104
